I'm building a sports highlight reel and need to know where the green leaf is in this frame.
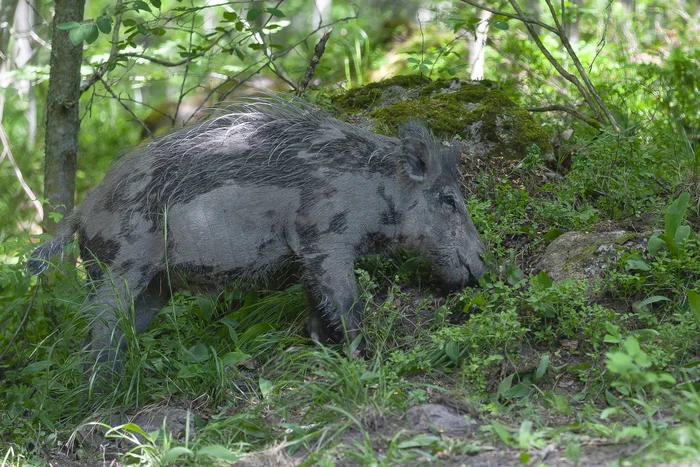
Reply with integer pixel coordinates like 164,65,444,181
68,23,98,45
688,290,700,329
187,343,209,363
445,340,459,365
221,351,251,366
150,0,162,8
223,11,238,21
629,328,660,342
247,7,263,21
163,447,193,463
535,354,550,381
266,7,285,17
133,1,152,13
57,21,80,30
665,192,689,238
675,225,691,246
239,322,274,344
504,383,531,398
259,377,273,398
197,445,239,461
542,228,564,242
492,20,509,30
658,233,679,257
531,270,553,290
636,295,670,310
647,234,665,256
506,265,523,285
605,390,617,406
491,420,511,445
96,17,111,34
625,253,650,271
398,434,440,449
498,374,513,396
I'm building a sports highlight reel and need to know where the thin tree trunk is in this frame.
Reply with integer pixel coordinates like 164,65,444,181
620,0,638,52
14,0,36,146
43,0,85,233
0,0,20,123
468,9,492,80
525,0,541,36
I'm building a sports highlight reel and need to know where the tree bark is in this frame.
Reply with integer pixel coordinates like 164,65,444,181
43,0,85,233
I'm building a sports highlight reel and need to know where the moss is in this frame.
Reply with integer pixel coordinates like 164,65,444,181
612,233,639,245
333,74,553,160
332,74,432,113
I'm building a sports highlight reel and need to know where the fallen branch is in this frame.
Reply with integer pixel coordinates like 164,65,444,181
297,29,332,96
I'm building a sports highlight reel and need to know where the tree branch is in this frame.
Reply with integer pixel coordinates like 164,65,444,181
505,0,602,122
543,0,619,131
297,29,332,96
527,105,601,129
80,0,123,94
98,75,152,137
458,0,560,36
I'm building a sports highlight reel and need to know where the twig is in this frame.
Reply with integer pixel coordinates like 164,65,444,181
213,15,357,104
458,0,560,36
590,0,613,73
241,15,297,91
98,76,152,137
542,0,619,131
80,0,124,95
0,279,40,362
489,37,568,97
0,122,43,221
174,0,197,127
506,0,601,123
527,105,602,129
297,29,332,96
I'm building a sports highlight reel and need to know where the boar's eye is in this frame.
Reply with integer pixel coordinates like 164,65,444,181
441,193,457,211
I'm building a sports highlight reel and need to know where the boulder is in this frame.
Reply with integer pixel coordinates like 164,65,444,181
405,403,477,433
538,230,648,283
332,75,554,164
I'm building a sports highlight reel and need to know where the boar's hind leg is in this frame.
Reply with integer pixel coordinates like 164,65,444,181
303,254,363,346
88,264,166,372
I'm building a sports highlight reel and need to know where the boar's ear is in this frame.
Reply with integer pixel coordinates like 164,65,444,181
399,120,432,182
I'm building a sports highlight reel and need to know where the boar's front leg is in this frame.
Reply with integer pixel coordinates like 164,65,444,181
302,253,363,346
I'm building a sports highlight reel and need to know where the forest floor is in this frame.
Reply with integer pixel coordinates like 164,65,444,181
3,128,700,467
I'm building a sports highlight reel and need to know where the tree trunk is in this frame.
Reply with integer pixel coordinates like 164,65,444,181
468,9,491,80
43,0,85,233
0,0,20,123
14,0,36,146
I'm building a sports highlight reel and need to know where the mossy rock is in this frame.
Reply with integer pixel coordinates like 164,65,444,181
332,75,553,163
538,230,649,283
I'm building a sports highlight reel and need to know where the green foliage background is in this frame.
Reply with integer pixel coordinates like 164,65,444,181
1,0,699,465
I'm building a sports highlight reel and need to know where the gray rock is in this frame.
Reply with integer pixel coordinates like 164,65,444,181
405,403,477,433
75,406,195,451
538,230,649,283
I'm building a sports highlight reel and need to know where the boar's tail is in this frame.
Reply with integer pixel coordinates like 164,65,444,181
26,213,78,276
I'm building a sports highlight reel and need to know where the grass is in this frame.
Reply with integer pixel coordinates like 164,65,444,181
1,121,700,466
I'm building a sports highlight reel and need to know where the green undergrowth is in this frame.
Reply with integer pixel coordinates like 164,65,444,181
2,121,700,465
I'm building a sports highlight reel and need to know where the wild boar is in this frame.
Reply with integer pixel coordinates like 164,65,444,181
27,96,487,369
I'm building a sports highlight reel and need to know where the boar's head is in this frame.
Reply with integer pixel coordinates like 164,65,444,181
395,121,487,291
